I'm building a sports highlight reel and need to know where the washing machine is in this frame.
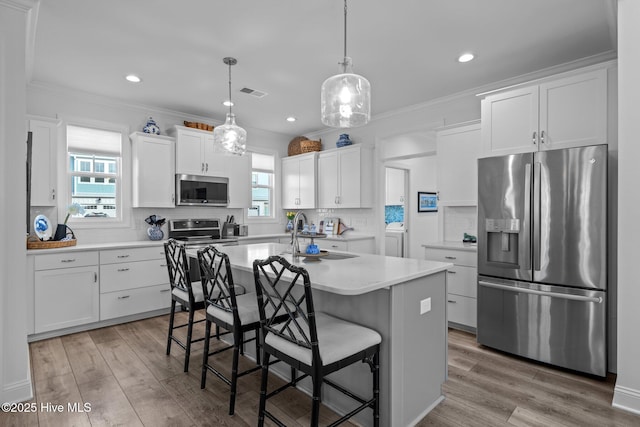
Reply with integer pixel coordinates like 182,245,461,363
385,222,405,257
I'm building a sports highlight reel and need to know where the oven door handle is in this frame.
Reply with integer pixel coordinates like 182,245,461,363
478,281,603,304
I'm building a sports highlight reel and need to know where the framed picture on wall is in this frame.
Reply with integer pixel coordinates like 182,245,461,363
418,191,438,212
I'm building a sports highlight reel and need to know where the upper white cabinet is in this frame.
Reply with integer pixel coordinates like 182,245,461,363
130,132,175,208
170,125,251,208
171,125,225,176
385,168,405,205
282,152,317,209
29,117,60,206
317,145,373,209
436,122,481,205
481,68,608,157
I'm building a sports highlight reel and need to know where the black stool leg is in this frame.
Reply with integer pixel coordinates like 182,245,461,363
166,299,176,355
229,329,242,415
201,318,212,389
258,352,270,427
373,351,380,427
311,373,322,427
184,306,195,372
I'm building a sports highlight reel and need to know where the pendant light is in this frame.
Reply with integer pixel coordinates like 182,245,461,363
213,57,247,155
321,0,371,128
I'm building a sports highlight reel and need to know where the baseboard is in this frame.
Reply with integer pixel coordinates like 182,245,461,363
613,385,640,415
2,378,33,404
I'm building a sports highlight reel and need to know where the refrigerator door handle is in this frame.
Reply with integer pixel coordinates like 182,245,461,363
478,280,603,304
533,162,542,271
522,163,531,270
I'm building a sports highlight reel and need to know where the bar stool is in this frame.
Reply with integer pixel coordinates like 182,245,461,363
164,238,208,372
253,255,381,427
197,245,260,415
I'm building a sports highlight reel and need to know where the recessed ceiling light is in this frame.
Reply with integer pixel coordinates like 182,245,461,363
223,100,234,107
125,74,142,83
458,53,475,63
286,116,297,122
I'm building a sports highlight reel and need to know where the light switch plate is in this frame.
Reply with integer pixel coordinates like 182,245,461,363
420,297,431,314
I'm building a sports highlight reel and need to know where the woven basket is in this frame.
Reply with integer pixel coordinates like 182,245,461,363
288,136,322,156
184,121,214,131
27,235,77,249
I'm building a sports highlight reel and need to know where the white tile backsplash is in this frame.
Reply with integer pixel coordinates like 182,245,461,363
443,206,477,241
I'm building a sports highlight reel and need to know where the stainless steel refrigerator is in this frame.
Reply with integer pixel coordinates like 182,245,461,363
477,144,607,376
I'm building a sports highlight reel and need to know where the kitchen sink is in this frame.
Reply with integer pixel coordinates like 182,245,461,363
322,252,358,260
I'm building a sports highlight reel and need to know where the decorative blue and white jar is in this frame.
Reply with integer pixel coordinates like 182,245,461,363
143,117,160,135
147,225,164,241
336,133,353,148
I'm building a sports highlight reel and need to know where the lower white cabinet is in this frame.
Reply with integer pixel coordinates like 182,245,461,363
34,252,99,333
425,245,477,330
99,246,170,320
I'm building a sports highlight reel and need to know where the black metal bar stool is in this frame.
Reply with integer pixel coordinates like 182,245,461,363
164,238,208,372
253,255,381,427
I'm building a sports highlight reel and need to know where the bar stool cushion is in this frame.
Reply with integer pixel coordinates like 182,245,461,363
173,283,245,305
207,292,292,326
265,312,382,366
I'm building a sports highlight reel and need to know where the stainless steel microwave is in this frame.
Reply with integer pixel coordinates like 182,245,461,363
175,174,229,206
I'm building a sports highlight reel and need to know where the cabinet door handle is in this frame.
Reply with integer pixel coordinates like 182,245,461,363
206,163,209,172
444,256,457,260
331,245,339,248
532,131,537,145
447,270,457,274
61,259,76,263
117,268,130,272
160,264,167,267
118,295,130,300
172,194,175,203
201,162,205,172
51,188,56,200
160,289,170,293
540,130,545,144
94,272,97,282
447,300,457,304
117,255,130,259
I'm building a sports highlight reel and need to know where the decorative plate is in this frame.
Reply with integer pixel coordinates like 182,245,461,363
34,214,52,240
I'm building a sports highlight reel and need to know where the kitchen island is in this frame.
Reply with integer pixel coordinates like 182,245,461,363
187,242,451,427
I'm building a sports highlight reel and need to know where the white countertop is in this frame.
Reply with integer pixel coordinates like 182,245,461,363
237,233,374,242
188,243,451,296
422,241,478,252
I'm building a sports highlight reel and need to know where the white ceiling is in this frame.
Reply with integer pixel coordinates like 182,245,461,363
29,0,617,136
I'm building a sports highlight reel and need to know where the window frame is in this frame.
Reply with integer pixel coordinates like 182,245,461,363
58,117,131,229
245,148,278,224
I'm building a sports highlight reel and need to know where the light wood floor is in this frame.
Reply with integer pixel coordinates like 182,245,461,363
2,313,639,427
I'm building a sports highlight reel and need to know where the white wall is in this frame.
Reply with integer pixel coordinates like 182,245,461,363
613,0,640,415
1,0,33,404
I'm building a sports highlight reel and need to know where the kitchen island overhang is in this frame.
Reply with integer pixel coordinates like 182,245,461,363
187,243,451,427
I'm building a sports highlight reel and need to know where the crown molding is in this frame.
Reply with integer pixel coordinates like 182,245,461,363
0,0,36,12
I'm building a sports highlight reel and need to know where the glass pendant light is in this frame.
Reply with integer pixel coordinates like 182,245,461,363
321,0,371,128
213,57,247,155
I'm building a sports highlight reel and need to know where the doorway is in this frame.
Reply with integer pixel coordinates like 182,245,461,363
384,167,407,257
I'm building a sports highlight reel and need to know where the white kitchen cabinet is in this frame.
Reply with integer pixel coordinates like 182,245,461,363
171,125,225,176
436,122,481,205
130,132,176,208
28,117,60,206
34,251,99,333
99,246,170,320
170,125,251,207
481,67,607,157
317,145,373,209
282,152,317,209
425,245,477,331
385,167,405,205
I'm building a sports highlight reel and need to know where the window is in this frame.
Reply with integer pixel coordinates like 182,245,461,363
248,152,275,219
66,124,123,221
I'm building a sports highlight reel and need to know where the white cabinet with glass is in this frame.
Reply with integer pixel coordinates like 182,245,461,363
317,145,373,209
480,67,608,157
34,251,99,333
436,122,481,205
282,152,317,209
130,132,175,208
28,117,60,206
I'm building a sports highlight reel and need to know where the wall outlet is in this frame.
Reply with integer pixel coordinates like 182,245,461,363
420,297,431,315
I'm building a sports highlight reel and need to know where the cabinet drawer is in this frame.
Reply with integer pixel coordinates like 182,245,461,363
425,247,476,267
100,259,168,293
446,265,478,298
320,240,348,252
447,293,477,328
35,251,99,271
100,246,166,264
100,284,171,321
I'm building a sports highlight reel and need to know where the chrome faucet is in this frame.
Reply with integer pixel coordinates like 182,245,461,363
291,211,308,256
